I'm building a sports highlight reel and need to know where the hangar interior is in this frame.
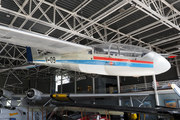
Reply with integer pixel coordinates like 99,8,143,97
0,0,180,119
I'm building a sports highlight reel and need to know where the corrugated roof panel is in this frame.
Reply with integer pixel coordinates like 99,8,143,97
166,0,178,4
98,3,132,24
13,17,26,27
22,20,35,30
77,0,120,19
49,29,67,38
108,10,152,34
119,16,157,34
31,23,51,34
142,28,179,43
0,12,15,25
174,2,180,11
56,0,83,12
134,25,169,40
2,0,19,12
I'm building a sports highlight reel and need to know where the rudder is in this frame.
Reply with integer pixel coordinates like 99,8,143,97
26,47,37,63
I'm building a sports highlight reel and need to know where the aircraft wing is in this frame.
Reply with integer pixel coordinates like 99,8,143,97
51,93,149,101
0,25,92,54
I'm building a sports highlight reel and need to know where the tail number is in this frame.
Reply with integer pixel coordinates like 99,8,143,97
45,57,56,63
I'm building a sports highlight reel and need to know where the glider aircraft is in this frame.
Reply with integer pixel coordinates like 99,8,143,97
0,25,172,76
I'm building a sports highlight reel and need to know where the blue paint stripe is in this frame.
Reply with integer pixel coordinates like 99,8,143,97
34,59,153,68
27,65,41,69
34,60,46,62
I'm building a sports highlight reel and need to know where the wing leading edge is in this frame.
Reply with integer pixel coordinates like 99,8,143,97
0,25,92,54
51,93,149,101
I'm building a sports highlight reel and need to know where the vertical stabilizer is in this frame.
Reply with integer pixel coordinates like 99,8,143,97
26,47,37,62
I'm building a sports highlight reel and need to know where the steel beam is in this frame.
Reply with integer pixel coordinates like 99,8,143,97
61,72,63,93
92,77,95,94
74,71,77,94
152,75,159,106
63,0,129,41
0,7,104,43
133,0,180,31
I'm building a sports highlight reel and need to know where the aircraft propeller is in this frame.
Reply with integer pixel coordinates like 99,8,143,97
27,89,35,99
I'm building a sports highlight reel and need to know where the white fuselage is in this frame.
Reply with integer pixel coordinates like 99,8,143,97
31,51,170,76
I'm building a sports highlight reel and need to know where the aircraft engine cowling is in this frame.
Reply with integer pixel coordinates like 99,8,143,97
0,89,13,99
26,88,43,101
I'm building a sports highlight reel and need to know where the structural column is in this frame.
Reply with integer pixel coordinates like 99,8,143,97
27,107,29,120
153,75,159,106
50,77,52,93
144,76,147,89
74,71,77,94
32,108,33,120
117,76,121,106
49,76,52,94
130,96,133,107
92,77,95,94
175,57,180,79
61,72,63,93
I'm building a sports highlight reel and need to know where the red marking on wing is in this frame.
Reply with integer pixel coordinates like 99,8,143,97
168,56,177,58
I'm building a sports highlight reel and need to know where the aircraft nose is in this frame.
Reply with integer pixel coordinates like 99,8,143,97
154,52,171,74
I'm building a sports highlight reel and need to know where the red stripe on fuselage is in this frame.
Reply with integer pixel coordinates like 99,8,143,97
93,56,153,64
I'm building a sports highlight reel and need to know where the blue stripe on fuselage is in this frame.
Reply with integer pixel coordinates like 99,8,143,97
34,60,153,68
34,60,46,62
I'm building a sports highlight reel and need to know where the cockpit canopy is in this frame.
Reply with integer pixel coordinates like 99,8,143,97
91,43,151,57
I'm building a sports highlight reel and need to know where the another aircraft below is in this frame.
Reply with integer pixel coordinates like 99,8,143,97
0,25,172,76
171,84,180,97
0,106,46,120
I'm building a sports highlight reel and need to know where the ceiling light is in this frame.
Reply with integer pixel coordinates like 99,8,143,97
6,14,10,18
131,4,136,7
118,8,125,13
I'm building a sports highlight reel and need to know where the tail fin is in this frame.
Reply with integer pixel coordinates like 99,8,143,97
26,47,37,63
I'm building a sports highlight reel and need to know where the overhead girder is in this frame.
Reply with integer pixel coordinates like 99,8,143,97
0,0,104,43
0,42,27,66
111,0,180,42
148,35,180,47
0,0,180,54
62,0,129,41
132,0,180,31
76,7,138,43
0,0,163,50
